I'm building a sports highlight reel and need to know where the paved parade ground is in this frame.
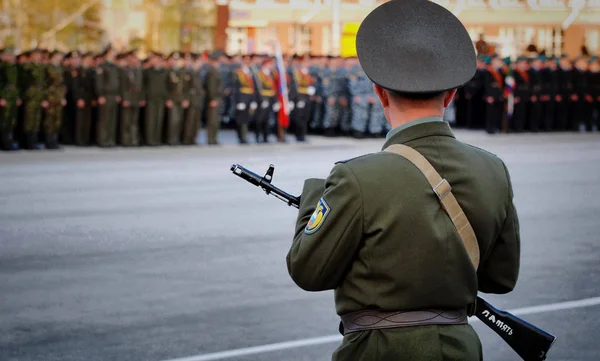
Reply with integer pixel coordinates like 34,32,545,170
2,130,600,361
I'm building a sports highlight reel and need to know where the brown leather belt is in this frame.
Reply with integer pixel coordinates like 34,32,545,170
340,308,468,335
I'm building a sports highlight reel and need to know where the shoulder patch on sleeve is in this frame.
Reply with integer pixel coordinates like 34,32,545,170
304,197,331,235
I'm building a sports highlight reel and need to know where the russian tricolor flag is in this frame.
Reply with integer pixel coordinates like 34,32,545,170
274,42,290,128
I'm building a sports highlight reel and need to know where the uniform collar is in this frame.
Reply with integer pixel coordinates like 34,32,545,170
382,119,455,150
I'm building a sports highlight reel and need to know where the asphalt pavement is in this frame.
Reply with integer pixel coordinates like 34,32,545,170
1,129,600,361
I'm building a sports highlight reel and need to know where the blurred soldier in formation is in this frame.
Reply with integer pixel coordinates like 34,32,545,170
72,53,96,146
512,57,530,132
231,54,257,144
308,56,327,134
528,56,543,132
591,59,600,132
21,49,47,149
203,51,223,146
541,56,559,131
290,55,314,142
0,48,21,150
347,59,371,138
572,57,593,132
482,56,506,134
165,52,189,146
95,46,121,147
61,51,77,144
182,53,204,145
219,53,233,127
44,50,67,149
556,55,574,131
118,50,144,146
143,52,168,146
323,57,348,136
255,57,277,143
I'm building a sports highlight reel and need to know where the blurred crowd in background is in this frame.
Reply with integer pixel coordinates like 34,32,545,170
1,45,599,151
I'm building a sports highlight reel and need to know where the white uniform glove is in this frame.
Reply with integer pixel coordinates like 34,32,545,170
250,101,258,110
288,101,295,111
236,103,247,111
307,86,316,96
297,101,306,109
272,103,281,112
261,100,269,109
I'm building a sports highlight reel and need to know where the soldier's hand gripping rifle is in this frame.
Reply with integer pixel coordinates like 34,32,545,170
230,164,556,361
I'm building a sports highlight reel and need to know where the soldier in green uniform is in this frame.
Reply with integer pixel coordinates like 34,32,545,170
143,52,168,146
203,51,223,146
0,48,22,151
44,51,67,149
118,51,144,146
21,49,47,150
73,53,96,146
94,46,121,147
182,53,205,145
165,52,188,145
287,1,520,360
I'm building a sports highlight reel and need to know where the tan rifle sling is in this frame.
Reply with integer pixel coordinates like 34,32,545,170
384,144,480,269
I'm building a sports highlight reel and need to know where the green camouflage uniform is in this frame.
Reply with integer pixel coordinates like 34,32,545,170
0,61,20,150
44,64,67,146
21,62,46,146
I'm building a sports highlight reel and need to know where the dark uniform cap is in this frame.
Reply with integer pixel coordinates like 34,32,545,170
516,56,528,62
503,57,511,65
356,0,476,94
208,50,222,60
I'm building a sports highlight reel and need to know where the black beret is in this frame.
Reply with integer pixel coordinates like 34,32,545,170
356,0,476,94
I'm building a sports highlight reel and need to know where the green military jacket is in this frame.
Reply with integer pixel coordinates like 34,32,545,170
166,68,186,103
0,61,20,101
287,121,520,360
46,64,66,104
204,64,222,103
120,66,144,104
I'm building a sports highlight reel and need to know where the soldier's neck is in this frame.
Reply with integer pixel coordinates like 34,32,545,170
387,107,443,129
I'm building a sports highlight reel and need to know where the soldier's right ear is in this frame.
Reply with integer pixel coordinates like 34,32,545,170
373,84,389,108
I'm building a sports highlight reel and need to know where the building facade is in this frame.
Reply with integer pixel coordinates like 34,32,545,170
216,0,600,57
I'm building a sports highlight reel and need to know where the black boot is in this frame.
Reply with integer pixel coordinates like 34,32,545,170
1,132,12,151
23,133,37,150
46,133,61,150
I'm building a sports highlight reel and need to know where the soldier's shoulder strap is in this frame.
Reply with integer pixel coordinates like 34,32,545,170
383,144,480,269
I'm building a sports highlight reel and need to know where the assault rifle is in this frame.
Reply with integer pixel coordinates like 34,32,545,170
230,163,556,361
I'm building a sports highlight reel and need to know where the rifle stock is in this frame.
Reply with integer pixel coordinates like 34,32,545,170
475,296,556,361
230,164,557,361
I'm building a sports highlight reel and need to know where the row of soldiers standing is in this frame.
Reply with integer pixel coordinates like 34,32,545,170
217,53,390,143
0,46,223,151
456,54,600,134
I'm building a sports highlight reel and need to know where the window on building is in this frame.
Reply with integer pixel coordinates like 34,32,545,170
298,26,311,54
256,27,277,54
585,28,599,55
322,25,330,55
226,27,248,55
